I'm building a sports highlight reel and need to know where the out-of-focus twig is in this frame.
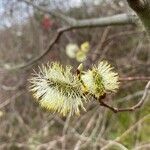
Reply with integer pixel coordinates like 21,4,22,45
0,91,25,109
133,143,150,150
99,81,150,113
1,27,72,71
0,79,23,91
18,0,76,24
119,76,150,81
115,114,150,142
91,27,111,62
117,90,150,103
74,110,98,150
101,113,150,150
18,0,138,27
2,24,147,72
1,1,140,71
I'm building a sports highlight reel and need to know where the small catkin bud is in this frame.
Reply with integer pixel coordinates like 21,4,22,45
76,51,87,62
65,43,79,58
80,41,90,53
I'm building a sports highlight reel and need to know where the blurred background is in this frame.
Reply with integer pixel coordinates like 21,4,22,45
0,0,149,149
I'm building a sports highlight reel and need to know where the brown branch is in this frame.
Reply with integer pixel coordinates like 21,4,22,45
19,0,138,27
0,2,140,71
1,26,72,71
99,81,150,113
1,20,141,72
72,13,137,28
1,1,148,72
119,76,150,81
2,0,146,72
0,91,25,109
127,0,150,35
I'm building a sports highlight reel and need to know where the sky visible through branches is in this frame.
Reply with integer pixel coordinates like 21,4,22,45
0,0,105,28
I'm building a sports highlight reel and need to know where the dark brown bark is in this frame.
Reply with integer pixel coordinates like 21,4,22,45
127,0,150,35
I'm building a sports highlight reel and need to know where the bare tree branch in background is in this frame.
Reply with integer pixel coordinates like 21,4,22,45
1,26,72,71
2,0,149,71
18,0,76,24
3,0,150,71
0,13,138,71
19,0,138,27
101,113,150,150
127,0,150,35
71,13,138,28
119,76,150,81
20,0,149,34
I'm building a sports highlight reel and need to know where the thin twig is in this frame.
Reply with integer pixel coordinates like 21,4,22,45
99,81,150,113
119,76,150,81
133,143,150,150
101,113,150,150
19,0,138,27
74,110,98,150
0,91,25,109
18,0,76,24
1,27,72,71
